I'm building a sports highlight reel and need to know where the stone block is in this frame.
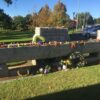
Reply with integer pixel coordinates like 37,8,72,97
33,27,70,42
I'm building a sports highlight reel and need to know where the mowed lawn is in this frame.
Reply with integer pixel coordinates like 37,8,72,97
0,30,33,43
0,65,100,100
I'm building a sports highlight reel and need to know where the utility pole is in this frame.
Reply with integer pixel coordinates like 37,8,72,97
76,0,79,31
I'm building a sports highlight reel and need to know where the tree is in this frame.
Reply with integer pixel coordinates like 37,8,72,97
12,16,26,31
51,0,69,27
3,0,12,5
24,14,32,30
29,12,38,30
37,4,51,27
85,12,94,25
76,12,94,28
0,9,12,29
94,18,100,24
76,13,85,28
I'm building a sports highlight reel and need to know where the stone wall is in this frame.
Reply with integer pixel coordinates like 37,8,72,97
33,27,70,42
0,42,100,64
0,44,72,64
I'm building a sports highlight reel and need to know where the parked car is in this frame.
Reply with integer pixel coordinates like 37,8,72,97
82,25,100,38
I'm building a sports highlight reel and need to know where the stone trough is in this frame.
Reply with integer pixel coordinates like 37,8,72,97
0,41,100,77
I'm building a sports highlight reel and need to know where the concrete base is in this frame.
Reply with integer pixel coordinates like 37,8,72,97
0,64,8,77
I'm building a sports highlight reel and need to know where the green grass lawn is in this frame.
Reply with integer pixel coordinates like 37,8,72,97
0,30,33,43
0,64,100,100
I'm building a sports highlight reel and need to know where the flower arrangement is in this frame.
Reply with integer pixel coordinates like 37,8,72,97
44,65,51,74
60,59,72,69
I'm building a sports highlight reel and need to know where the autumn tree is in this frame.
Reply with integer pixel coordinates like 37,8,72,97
29,5,51,30
37,4,51,27
29,12,38,30
51,0,69,27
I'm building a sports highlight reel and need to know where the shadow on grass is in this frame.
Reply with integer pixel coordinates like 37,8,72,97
26,83,100,100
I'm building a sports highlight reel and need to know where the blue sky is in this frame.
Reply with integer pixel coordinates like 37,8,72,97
0,0,100,19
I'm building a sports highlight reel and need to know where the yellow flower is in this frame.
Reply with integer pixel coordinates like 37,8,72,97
67,60,71,65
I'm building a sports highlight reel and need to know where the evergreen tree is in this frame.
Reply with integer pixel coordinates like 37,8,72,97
12,16,26,31
94,18,100,24
3,0,12,5
0,9,12,29
76,12,94,28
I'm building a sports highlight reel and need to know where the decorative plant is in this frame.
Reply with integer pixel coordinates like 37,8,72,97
69,51,86,68
39,68,44,74
32,35,45,44
44,65,51,74
60,59,72,69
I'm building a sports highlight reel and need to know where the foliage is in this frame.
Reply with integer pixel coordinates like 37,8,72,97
0,0,32,31
3,0,12,5
0,9,12,29
69,52,86,67
24,14,32,30
1,1,70,30
68,29,77,34
45,65,51,71
0,8,31,31
29,12,38,30
12,16,26,31
29,4,51,29
60,51,86,68
0,65,100,99
1,1,95,31
51,0,70,27
30,1,70,29
37,4,51,27
94,18,100,24
38,65,51,74
75,12,94,28
2,0,97,31
60,59,71,66
68,20,76,29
